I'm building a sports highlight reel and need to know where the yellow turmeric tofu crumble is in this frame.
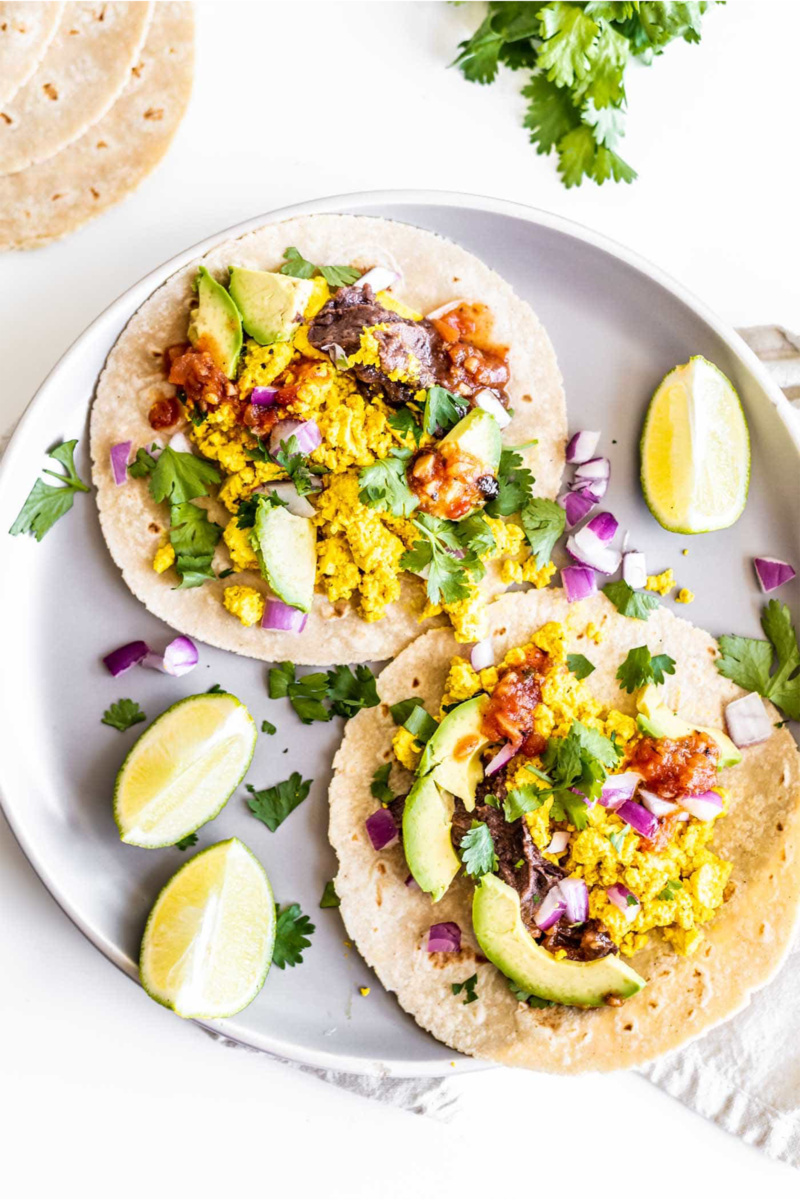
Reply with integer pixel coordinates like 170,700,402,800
404,621,733,960
145,251,555,639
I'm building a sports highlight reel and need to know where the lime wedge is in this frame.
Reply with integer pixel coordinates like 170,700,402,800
114,693,256,848
640,356,750,533
140,838,275,1019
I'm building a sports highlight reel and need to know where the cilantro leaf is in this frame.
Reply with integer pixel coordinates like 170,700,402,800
658,879,683,902
169,500,222,588
509,980,554,1008
128,446,157,478
459,821,498,878
520,497,565,566
388,406,423,446
452,10,504,84
359,449,418,517
320,880,340,909
455,512,497,557
326,664,380,718
246,772,313,832
148,446,220,506
279,246,359,288
371,762,394,804
9,439,90,541
538,3,600,89
273,434,317,496
101,698,146,732
286,673,331,724
503,784,547,823
423,386,465,436
616,645,676,693
603,580,660,621
175,833,198,852
261,719,276,735
484,447,535,517
272,903,315,969
207,683,224,694
389,697,425,725
567,653,595,680
717,601,800,721
452,973,479,1004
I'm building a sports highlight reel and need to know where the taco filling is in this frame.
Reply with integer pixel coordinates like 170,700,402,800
375,620,744,1007
127,251,558,643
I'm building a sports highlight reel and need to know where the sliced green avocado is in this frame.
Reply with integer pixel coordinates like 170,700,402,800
252,501,316,612
228,267,314,346
402,775,460,902
440,409,502,477
417,694,492,813
187,266,242,378
636,684,741,768
473,874,645,1008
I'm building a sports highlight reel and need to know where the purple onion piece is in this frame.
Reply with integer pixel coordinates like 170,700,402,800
617,799,659,841
269,418,322,458
566,528,621,576
586,511,618,544
365,808,398,850
470,638,495,671
607,883,640,916
261,598,308,633
599,771,641,809
561,565,597,603
102,640,149,677
678,791,723,822
426,921,462,953
725,692,772,747
754,556,796,593
357,266,399,293
404,873,421,891
565,430,601,464
638,788,678,817
622,550,647,590
558,876,588,923
485,741,515,776
534,885,566,931
110,441,132,486
574,456,610,482
250,387,279,407
559,488,596,527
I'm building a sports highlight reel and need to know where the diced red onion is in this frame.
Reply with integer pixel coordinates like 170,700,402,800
607,883,640,918
561,565,597,603
586,511,618,544
567,527,621,576
639,788,678,817
261,598,308,633
617,799,659,840
102,640,149,677
559,488,596,527
358,266,399,293
426,921,462,953
324,343,349,368
566,430,601,464
168,431,195,456
725,692,772,747
545,831,570,854
558,876,589,923
535,886,567,931
474,389,512,429
754,556,796,593
258,481,316,519
622,550,647,590
470,638,495,671
485,741,515,777
365,808,398,850
577,476,608,500
142,636,199,678
404,873,421,891
250,387,278,407
678,791,723,822
425,298,466,321
110,441,132,486
574,457,610,483
149,439,164,460
600,771,641,809
269,418,322,458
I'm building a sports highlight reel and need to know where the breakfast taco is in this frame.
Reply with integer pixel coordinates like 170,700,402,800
328,588,800,1072
90,215,566,665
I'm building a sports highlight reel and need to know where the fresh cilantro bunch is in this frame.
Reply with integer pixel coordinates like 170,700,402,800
401,512,494,605
616,645,676,693
130,444,222,587
10,440,90,541
453,1,716,188
717,600,800,722
508,720,621,829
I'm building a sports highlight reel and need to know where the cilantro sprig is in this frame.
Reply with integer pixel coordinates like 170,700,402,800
10,440,90,541
717,600,800,721
272,903,315,969
525,720,622,830
520,497,565,566
452,973,479,1005
603,580,660,621
175,833,198,852
268,661,379,724
279,246,360,289
370,762,395,804
423,386,465,436
616,646,676,694
246,772,313,832
452,2,716,189
101,698,146,732
484,446,535,517
401,513,489,605
359,448,418,517
459,821,498,878
566,652,595,680
320,880,340,909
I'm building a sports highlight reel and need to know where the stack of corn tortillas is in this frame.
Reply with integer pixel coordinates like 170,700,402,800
0,1,194,250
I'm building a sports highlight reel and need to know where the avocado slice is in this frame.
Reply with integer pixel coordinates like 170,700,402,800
228,267,314,346
403,775,460,902
440,409,502,477
252,502,317,612
473,874,645,1007
636,684,742,768
417,694,492,812
187,266,242,378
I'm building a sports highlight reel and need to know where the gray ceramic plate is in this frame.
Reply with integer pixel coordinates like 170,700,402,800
1,192,798,1076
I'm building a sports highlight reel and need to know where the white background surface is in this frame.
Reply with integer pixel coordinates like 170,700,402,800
1,3,799,1198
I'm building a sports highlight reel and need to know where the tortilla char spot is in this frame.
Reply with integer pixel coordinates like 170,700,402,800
43,83,58,101
521,393,533,403
376,862,386,875
777,822,784,831
623,1023,633,1032
148,523,160,534
412,677,420,687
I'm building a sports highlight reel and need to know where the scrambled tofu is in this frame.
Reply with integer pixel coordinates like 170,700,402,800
646,568,675,595
433,621,732,957
675,588,695,604
223,585,264,627
152,543,175,574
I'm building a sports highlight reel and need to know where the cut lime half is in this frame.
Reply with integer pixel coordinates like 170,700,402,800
640,356,750,534
140,838,275,1019
114,693,256,848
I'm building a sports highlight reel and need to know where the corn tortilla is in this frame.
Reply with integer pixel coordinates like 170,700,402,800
0,2,64,110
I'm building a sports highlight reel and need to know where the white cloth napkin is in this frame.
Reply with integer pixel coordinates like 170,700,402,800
5,326,800,1153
